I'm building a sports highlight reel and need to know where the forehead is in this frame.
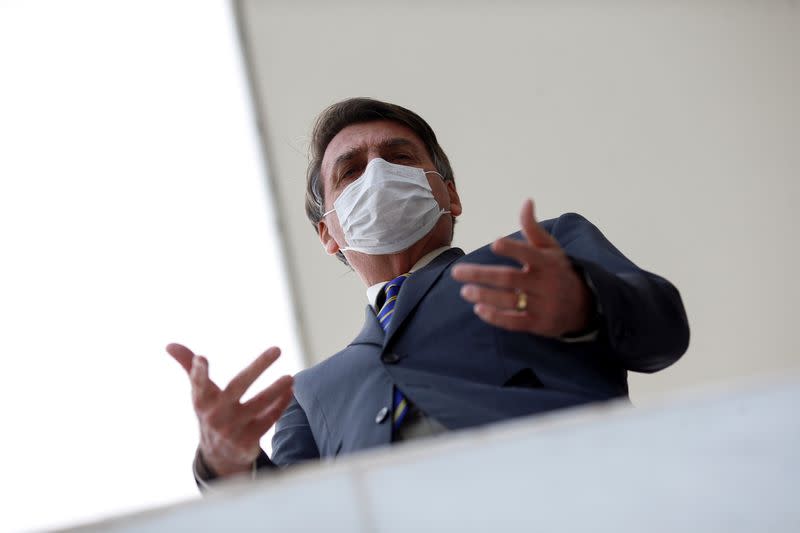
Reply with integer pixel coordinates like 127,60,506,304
320,120,427,178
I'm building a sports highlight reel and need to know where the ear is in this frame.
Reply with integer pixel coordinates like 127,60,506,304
446,180,463,217
318,219,341,255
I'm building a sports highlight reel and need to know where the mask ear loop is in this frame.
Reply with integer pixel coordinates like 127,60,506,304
425,170,445,180
320,208,348,254
425,170,453,216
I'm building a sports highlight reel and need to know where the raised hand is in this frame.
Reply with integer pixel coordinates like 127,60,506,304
166,343,294,477
451,199,592,337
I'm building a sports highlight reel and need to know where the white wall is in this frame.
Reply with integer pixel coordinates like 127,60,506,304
238,0,800,402
0,2,302,531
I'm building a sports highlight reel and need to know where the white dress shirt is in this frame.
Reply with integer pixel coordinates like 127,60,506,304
366,246,452,309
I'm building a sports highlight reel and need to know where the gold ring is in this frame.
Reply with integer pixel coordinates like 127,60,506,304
515,291,528,312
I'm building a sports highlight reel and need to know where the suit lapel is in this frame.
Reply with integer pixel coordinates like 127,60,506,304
383,248,464,347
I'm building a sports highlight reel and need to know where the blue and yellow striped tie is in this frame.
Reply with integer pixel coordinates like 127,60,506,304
377,273,411,430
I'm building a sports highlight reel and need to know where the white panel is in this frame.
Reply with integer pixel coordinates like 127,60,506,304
61,376,800,532
0,1,303,531
75,472,367,533
362,383,800,532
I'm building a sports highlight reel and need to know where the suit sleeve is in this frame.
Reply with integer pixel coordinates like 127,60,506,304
552,213,690,373
193,395,320,492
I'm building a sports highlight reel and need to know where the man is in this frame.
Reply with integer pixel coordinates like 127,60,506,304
167,98,689,486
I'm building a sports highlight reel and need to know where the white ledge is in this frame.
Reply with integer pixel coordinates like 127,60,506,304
61,373,800,533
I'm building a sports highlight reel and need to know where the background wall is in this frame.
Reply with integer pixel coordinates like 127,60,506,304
0,2,305,531
237,0,799,402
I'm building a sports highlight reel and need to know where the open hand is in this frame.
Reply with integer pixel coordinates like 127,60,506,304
451,199,591,337
166,343,294,477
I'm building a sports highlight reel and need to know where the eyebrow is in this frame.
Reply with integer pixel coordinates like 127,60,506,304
331,137,419,175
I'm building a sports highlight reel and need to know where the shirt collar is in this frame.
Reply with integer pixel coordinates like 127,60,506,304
366,246,452,309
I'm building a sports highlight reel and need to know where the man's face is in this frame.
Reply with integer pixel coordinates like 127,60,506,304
317,120,461,258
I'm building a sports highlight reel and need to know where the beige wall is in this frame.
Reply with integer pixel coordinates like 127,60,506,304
237,0,799,403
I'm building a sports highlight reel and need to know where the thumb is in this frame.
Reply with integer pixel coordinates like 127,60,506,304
520,199,556,248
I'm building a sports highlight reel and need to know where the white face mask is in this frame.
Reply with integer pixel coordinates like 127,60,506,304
323,158,451,255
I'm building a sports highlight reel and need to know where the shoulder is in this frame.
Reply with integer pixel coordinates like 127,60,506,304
292,340,375,395
292,348,345,390
288,352,341,417
459,212,595,261
537,212,597,241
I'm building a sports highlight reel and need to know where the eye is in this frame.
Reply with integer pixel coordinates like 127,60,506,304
391,153,415,163
337,166,363,188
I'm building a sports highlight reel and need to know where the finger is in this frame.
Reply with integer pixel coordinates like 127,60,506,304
166,342,195,374
451,264,527,290
473,303,536,333
191,356,219,410
460,284,519,310
241,386,295,442
520,199,557,249
490,237,545,270
223,347,282,401
241,375,295,418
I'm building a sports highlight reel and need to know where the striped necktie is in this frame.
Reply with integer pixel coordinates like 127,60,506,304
376,273,411,430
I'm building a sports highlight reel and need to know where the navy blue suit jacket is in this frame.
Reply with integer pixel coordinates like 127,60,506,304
256,213,689,470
